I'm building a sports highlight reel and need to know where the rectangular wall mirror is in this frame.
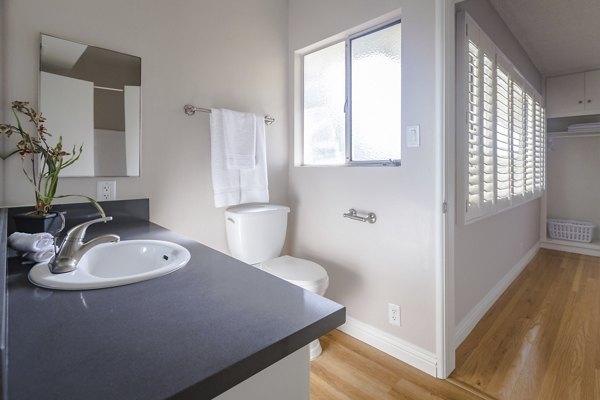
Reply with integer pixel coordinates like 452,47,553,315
39,34,141,177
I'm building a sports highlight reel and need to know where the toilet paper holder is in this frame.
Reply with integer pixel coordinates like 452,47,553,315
343,208,377,224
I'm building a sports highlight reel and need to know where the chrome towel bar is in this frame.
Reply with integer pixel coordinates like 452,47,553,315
343,209,377,224
184,104,275,125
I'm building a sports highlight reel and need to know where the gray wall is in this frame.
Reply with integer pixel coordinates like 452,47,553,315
2,0,289,253
289,0,441,355
454,0,543,340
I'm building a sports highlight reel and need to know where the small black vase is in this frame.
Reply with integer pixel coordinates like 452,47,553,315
13,212,63,235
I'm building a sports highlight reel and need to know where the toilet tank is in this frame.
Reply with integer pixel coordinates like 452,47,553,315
224,204,290,264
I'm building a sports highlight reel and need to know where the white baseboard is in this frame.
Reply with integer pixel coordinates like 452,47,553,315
454,242,540,349
338,316,438,377
541,239,600,257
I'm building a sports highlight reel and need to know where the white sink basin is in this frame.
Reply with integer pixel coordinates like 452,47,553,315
29,240,191,290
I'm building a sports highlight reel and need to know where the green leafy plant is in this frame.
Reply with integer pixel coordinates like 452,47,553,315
0,101,105,217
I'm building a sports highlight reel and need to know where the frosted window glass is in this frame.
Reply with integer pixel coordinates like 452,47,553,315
303,42,346,165
351,23,401,161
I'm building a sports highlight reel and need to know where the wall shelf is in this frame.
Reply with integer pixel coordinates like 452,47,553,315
548,130,600,139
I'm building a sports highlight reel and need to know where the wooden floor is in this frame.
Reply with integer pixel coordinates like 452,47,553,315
310,330,485,399
312,249,600,399
451,249,600,400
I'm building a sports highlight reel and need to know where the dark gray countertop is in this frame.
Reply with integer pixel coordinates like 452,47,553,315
0,209,7,400
5,216,345,399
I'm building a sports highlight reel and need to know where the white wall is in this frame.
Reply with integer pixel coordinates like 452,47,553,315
453,0,543,338
288,0,440,354
454,199,540,322
3,0,289,252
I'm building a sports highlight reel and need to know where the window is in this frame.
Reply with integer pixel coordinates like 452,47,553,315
302,20,401,166
462,15,545,223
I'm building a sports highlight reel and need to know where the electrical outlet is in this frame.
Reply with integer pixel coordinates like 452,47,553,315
97,181,116,201
388,303,401,326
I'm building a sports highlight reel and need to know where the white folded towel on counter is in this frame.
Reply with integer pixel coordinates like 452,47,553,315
568,122,600,132
8,232,54,253
23,247,58,263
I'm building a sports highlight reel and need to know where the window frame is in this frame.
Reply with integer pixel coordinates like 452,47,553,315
301,18,402,167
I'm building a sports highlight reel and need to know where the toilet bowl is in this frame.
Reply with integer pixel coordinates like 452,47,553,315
260,256,329,359
224,204,330,360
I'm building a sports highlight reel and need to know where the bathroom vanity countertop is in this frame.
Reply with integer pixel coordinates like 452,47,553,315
4,217,345,400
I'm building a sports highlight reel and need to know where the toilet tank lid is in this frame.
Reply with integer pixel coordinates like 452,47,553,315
225,203,290,215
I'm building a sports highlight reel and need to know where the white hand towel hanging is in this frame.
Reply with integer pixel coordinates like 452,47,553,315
221,109,257,170
240,114,268,204
210,109,240,208
210,108,269,208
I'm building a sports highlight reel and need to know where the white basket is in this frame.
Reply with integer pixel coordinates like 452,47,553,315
547,219,596,243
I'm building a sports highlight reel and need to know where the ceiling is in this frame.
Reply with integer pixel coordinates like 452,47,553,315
489,0,600,75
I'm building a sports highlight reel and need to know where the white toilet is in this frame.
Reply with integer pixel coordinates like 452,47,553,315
224,203,329,360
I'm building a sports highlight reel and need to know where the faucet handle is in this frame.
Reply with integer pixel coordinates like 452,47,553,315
65,216,114,242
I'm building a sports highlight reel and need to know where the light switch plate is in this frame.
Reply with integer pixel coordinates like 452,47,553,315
407,125,420,148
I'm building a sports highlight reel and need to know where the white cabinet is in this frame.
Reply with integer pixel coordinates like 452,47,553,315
585,69,600,113
546,69,600,117
546,73,585,117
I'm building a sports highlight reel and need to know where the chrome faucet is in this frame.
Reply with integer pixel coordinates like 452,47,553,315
49,217,120,274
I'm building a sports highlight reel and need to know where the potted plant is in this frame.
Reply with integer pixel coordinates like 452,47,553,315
0,101,104,233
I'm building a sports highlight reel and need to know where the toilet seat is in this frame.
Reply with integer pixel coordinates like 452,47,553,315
260,255,329,294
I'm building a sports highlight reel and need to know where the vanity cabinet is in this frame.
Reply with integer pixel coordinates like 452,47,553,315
3,200,345,400
546,69,600,117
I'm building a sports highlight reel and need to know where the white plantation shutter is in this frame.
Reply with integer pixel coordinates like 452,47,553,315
537,104,546,190
466,38,481,215
461,13,545,223
510,82,525,198
534,101,543,191
465,21,496,219
524,94,535,195
495,64,511,203
481,53,495,206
